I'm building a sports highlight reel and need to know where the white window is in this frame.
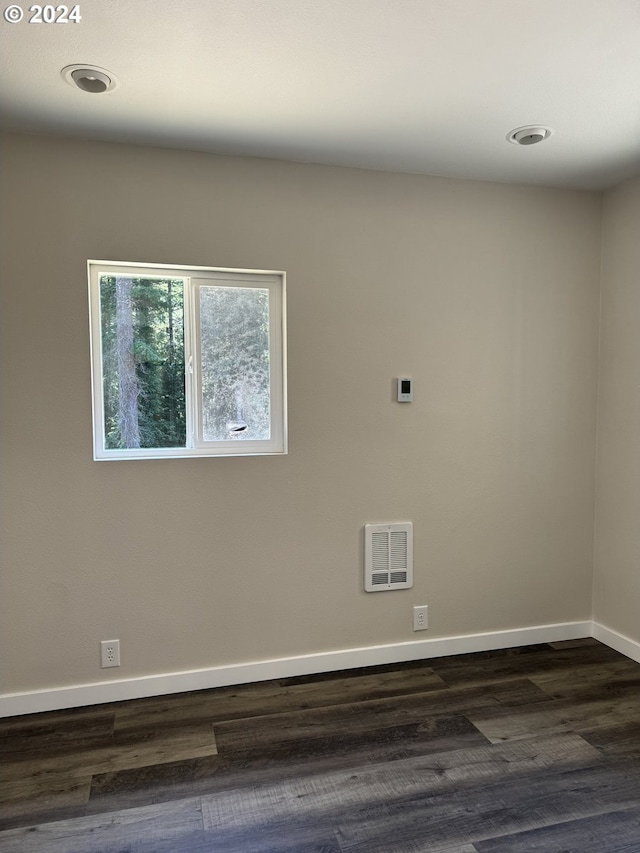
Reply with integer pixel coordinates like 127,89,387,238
88,261,287,460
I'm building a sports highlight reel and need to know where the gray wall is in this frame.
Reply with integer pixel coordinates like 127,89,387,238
594,177,640,643
0,132,603,694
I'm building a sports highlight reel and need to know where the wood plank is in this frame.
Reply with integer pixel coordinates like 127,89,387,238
356,845,477,853
1,642,636,850
87,755,220,807
0,797,204,853
334,760,640,851
0,774,92,826
0,707,116,736
87,717,490,814
160,828,343,853
474,806,640,852
529,659,639,701
112,665,450,732
0,722,217,783
428,847,478,853
468,695,640,743
200,733,603,836
212,678,550,754
278,657,449,685
577,720,640,760
429,641,627,689
105,829,213,853
547,638,600,649
215,710,488,758
421,847,477,853
84,680,556,810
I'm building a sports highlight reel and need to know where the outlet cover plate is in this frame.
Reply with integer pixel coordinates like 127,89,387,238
412,605,428,631
100,639,120,668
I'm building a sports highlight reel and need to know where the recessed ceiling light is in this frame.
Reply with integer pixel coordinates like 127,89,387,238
61,64,119,93
507,125,554,146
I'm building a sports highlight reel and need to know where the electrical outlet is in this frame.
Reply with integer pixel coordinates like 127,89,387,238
100,639,120,668
412,605,428,631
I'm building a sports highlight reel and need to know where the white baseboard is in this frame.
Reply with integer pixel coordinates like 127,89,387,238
0,620,594,718
591,621,640,664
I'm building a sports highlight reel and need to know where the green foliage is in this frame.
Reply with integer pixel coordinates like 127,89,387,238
100,276,186,449
99,277,270,449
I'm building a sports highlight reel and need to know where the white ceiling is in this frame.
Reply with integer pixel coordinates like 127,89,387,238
2,0,639,189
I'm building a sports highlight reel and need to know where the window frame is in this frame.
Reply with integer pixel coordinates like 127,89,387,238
88,260,287,461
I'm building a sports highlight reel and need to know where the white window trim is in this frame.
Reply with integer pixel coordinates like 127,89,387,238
88,260,287,461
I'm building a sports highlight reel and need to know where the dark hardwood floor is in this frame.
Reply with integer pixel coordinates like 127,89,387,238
1,638,638,852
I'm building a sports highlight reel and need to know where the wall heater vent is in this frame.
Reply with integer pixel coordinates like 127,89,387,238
364,522,413,592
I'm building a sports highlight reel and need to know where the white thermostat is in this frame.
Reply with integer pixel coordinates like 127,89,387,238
397,377,413,402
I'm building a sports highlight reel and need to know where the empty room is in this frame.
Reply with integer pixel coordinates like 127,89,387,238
0,1,638,851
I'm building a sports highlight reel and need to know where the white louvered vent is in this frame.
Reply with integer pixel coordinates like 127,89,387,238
364,523,413,592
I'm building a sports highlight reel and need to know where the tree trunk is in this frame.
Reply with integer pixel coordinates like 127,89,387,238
115,276,140,447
